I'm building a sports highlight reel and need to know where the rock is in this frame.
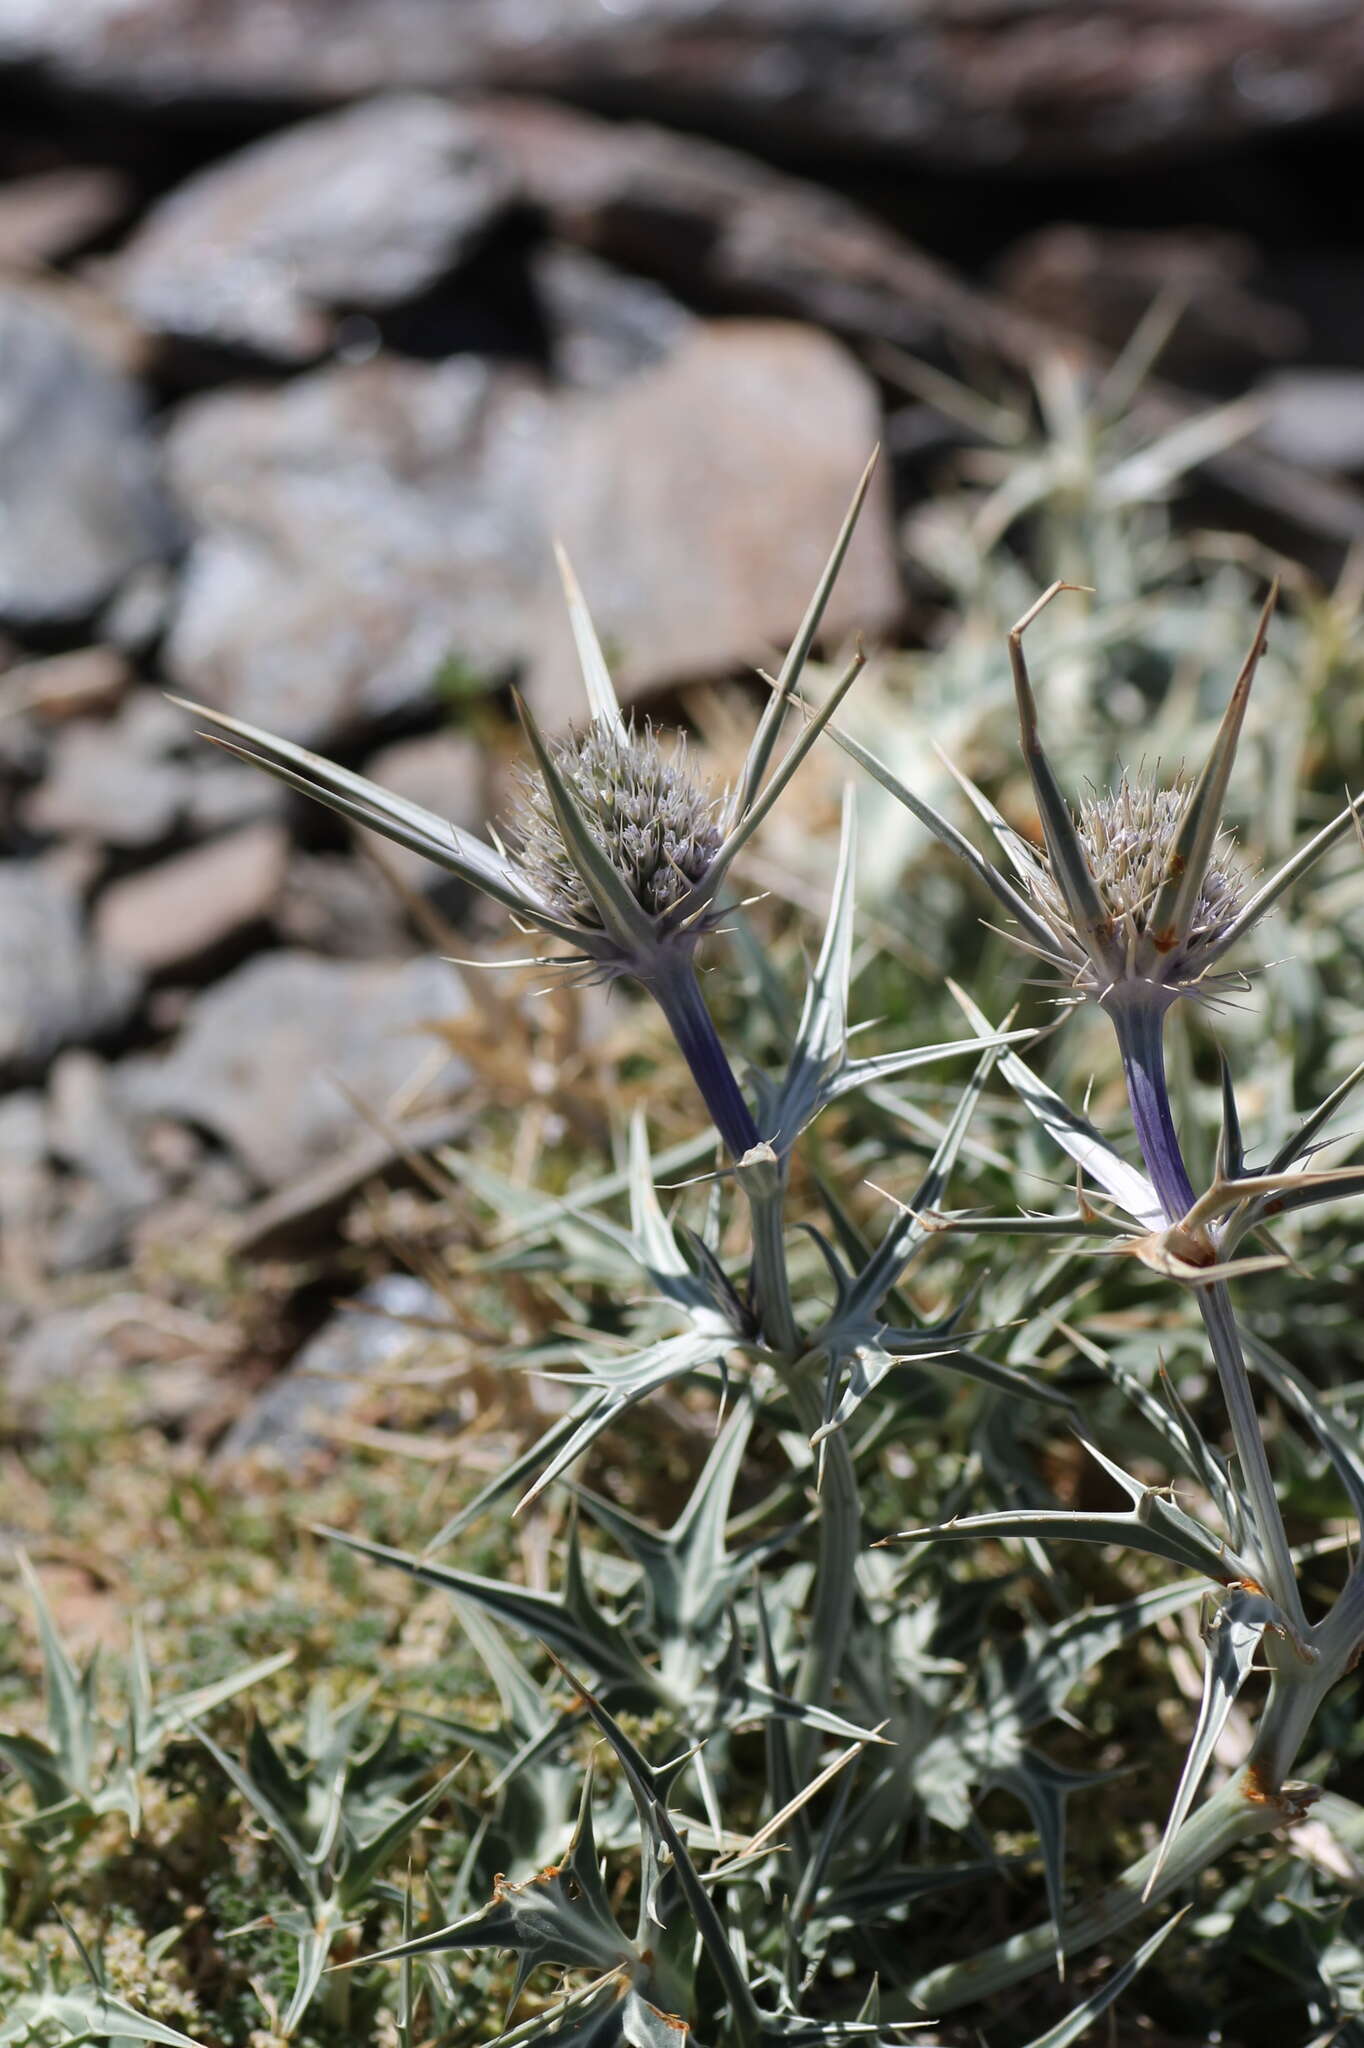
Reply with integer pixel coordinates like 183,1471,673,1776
357,729,486,891
213,1273,452,1463
527,320,899,719
0,646,131,724
993,225,1302,386
0,862,137,1079
23,695,188,849
118,949,469,1186
0,284,172,626
1252,371,1364,474
276,853,416,959
0,167,130,266
533,244,694,392
115,95,515,363
45,1050,166,1272
23,691,284,849
7,5,1364,170
472,97,993,364
164,356,551,746
94,821,291,975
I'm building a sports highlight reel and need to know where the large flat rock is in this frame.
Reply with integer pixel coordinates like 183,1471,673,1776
163,356,551,745
117,949,469,1186
115,94,515,362
0,863,139,1080
4,4,1364,170
527,319,900,720
0,285,172,626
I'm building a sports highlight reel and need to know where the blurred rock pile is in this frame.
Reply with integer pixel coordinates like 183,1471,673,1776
3,2,1364,1431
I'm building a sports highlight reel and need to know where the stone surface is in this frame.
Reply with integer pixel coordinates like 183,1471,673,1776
118,949,469,1186
164,356,551,745
472,97,994,365
23,694,188,849
24,689,285,848
357,728,486,891
94,821,291,974
1252,371,1364,474
993,225,1302,386
0,646,131,724
0,167,130,265
5,4,1364,170
527,320,900,720
115,95,514,362
533,244,694,392
0,284,172,625
213,1273,451,1463
0,862,137,1079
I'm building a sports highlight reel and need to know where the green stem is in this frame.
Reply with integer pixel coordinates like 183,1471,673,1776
739,1148,861,1726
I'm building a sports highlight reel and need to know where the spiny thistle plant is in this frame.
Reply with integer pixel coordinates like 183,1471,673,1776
159,464,1364,2045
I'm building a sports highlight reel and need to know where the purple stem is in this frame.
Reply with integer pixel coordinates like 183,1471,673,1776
648,953,761,1162
1110,993,1194,1223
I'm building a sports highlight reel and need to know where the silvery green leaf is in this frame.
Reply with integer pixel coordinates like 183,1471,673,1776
1144,1589,1273,1897
552,1663,764,2048
1215,1049,1245,1181
1241,1332,1364,1527
339,1763,461,1909
17,1552,97,1800
1263,1057,1364,1175
167,696,570,932
139,1645,295,1752
889,1434,1256,1584
708,645,868,893
363,1770,633,1991
993,1751,1109,1981
554,543,626,738
1205,788,1364,965
843,1040,1002,1319
422,1397,599,1555
951,984,1165,1233
0,1986,209,2047
1146,586,1273,956
1018,1909,1187,2048
318,1526,663,1700
571,1400,757,1641
821,714,1061,960
763,787,858,1149
738,450,879,820
1006,583,1113,969
1060,1323,1244,1547
519,1329,740,1509
194,1726,318,1896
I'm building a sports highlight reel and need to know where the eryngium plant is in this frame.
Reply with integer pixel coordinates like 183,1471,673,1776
825,580,1364,2013
175,481,1364,2043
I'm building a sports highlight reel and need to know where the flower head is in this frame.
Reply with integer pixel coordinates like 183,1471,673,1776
504,720,727,968
1018,769,1251,1005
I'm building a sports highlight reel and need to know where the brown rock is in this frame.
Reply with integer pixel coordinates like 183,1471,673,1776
527,320,899,722
164,356,552,745
0,167,130,266
0,646,131,724
115,95,515,362
7,4,1364,170
94,821,290,974
357,729,486,890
